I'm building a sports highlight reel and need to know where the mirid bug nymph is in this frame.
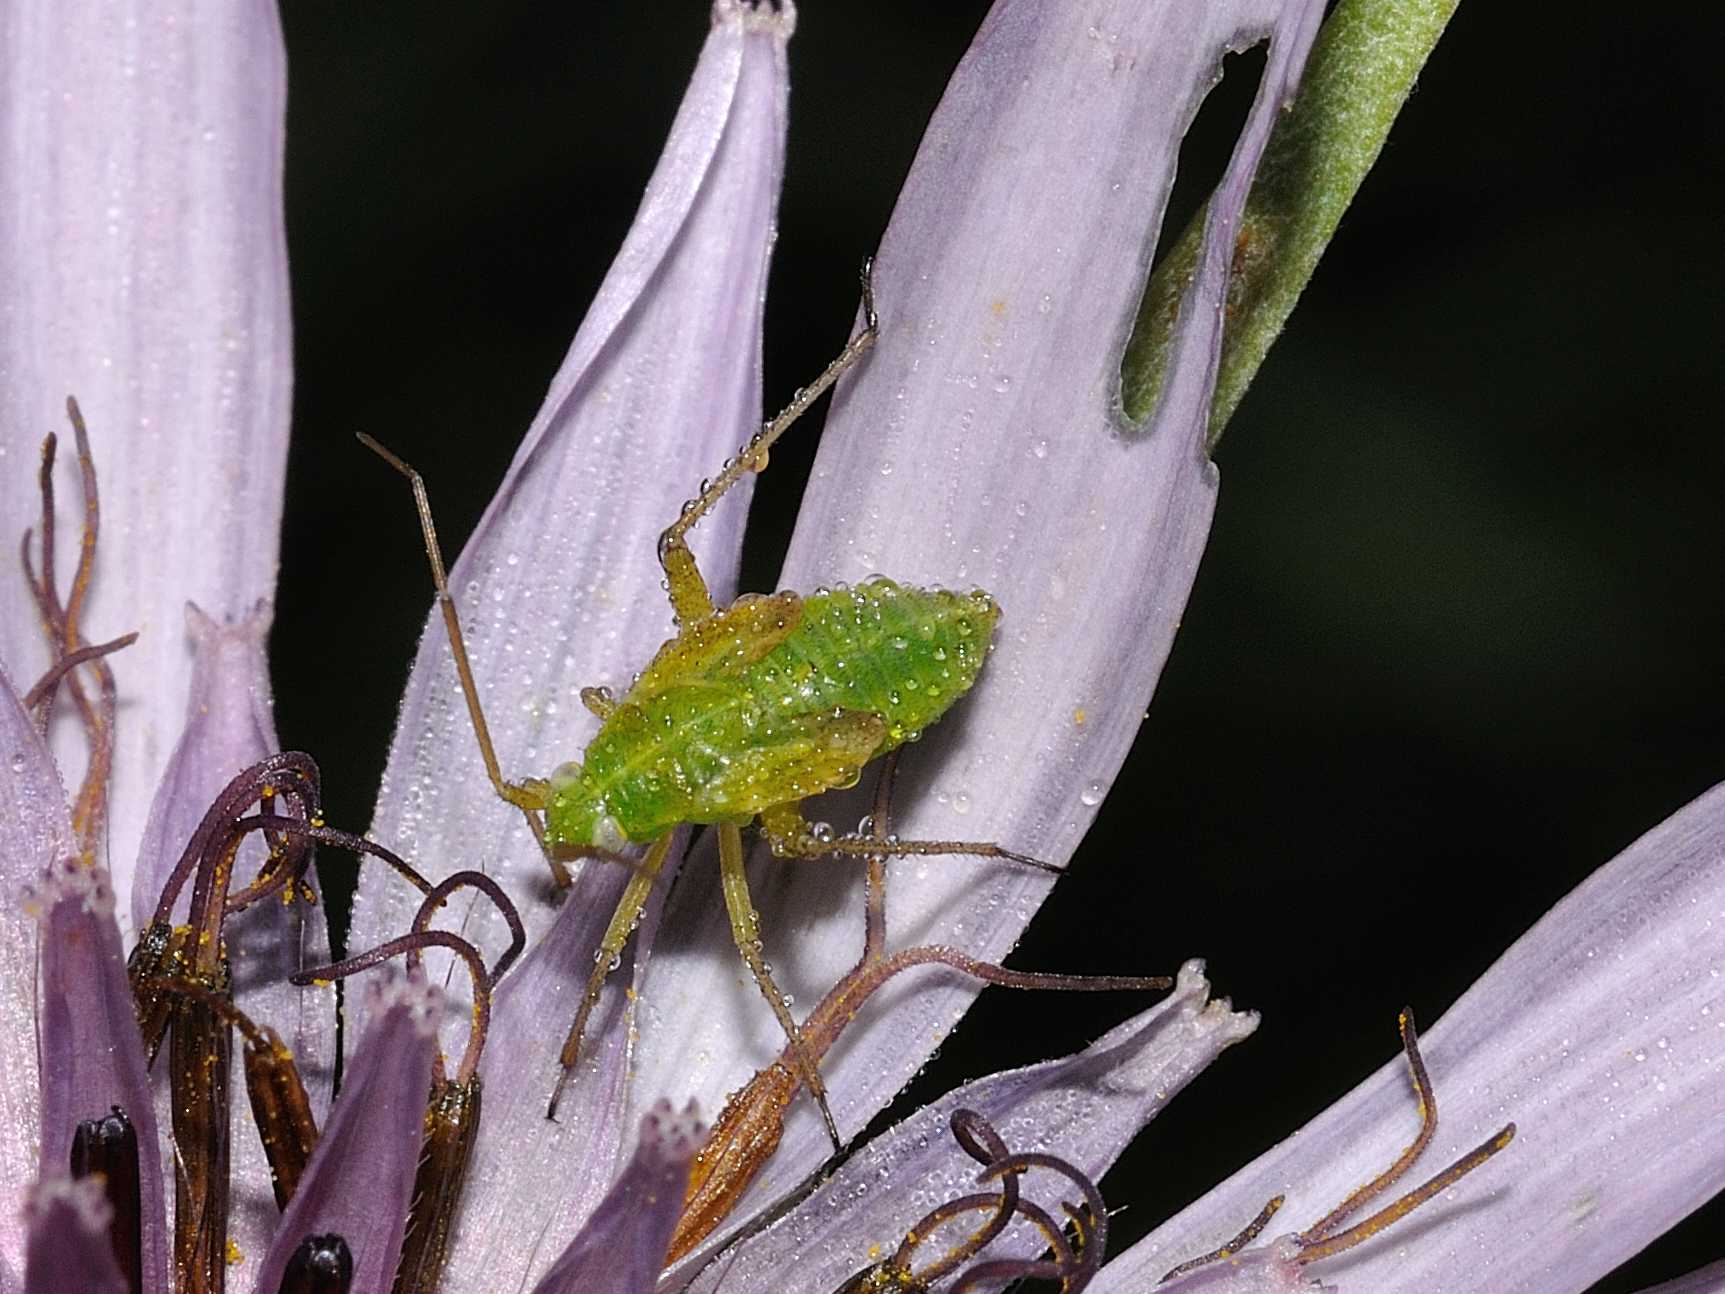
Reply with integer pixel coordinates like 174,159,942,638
364,265,1057,1147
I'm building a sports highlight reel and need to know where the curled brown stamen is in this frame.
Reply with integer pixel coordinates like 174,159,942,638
834,1112,1104,1294
221,817,433,914
411,870,526,980
292,931,491,1085
21,632,139,713
1158,1193,1285,1282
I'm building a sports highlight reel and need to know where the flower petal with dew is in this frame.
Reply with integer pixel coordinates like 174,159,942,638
679,962,1254,1293
529,1099,705,1294
0,0,294,920
634,0,1322,1209
129,602,334,1276
251,971,442,1293
1097,779,1725,1292
351,0,790,1036
23,1177,127,1294
0,671,57,1269
351,4,793,1288
5,664,169,1291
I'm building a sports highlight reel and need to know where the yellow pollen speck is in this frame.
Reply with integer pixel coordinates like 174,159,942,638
1074,708,1086,726
989,299,1007,316
225,1239,243,1265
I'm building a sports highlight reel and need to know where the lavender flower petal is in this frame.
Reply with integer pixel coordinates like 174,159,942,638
527,1099,704,1294
129,603,334,1278
1632,1261,1725,1294
0,670,59,1268
436,857,665,1293
248,974,441,1294
636,0,1323,1189
22,1178,126,1294
31,859,169,1291
1146,1241,1322,1294
354,0,793,1024
0,1,293,919
677,962,1254,1293
1107,780,1725,1292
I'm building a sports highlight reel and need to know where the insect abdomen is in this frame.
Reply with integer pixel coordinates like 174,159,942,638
740,578,999,748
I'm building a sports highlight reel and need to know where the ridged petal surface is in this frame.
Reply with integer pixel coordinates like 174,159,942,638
0,1,293,925
635,0,1324,1204
351,0,792,1059
1109,781,1725,1292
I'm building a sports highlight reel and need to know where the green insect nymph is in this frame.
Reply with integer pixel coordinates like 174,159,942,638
546,579,997,851
362,266,1049,1147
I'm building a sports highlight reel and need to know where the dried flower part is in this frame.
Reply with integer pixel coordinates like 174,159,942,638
392,1078,483,1294
23,1176,128,1294
0,1,294,903
1118,781,1725,1289
679,963,1254,1291
279,1234,354,1294
70,1107,143,1293
636,0,1324,1200
527,1100,707,1294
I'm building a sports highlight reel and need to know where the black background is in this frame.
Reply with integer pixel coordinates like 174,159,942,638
272,4,1724,1289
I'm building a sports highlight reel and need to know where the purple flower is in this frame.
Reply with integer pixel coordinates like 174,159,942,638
0,2,1718,1293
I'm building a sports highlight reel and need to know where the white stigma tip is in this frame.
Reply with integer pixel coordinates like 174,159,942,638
639,1096,706,1168
26,1175,113,1236
23,856,116,922
366,969,447,1039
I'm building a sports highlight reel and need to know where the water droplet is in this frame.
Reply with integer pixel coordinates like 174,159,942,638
879,460,894,476
952,791,972,816
992,374,1012,393
1080,781,1106,806
1032,439,1049,460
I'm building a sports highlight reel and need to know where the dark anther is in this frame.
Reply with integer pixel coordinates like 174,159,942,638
392,1077,482,1294
831,1110,1107,1294
280,1233,354,1294
70,1106,142,1294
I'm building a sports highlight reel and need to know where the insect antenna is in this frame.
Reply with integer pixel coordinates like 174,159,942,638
658,257,879,560
357,432,570,890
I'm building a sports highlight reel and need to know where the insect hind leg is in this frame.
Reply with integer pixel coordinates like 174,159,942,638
357,433,568,889
655,259,880,627
759,802,1064,875
717,822,844,1152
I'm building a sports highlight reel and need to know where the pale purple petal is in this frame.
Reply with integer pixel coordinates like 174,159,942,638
1108,780,1725,1293
248,973,440,1294
129,602,335,1281
437,857,665,1292
353,0,792,1041
0,669,59,1270
31,860,168,1292
0,0,293,926
528,1099,704,1294
636,0,1323,1193
22,1178,126,1294
1633,1261,1725,1294
677,963,1254,1293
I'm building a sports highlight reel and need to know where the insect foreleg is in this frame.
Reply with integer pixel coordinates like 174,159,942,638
718,821,844,1153
546,831,675,1119
358,433,568,889
656,259,881,626
758,802,1065,876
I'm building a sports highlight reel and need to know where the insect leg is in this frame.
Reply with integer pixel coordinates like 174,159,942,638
716,821,844,1152
759,803,1065,876
545,831,676,1119
656,260,881,625
357,434,569,889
